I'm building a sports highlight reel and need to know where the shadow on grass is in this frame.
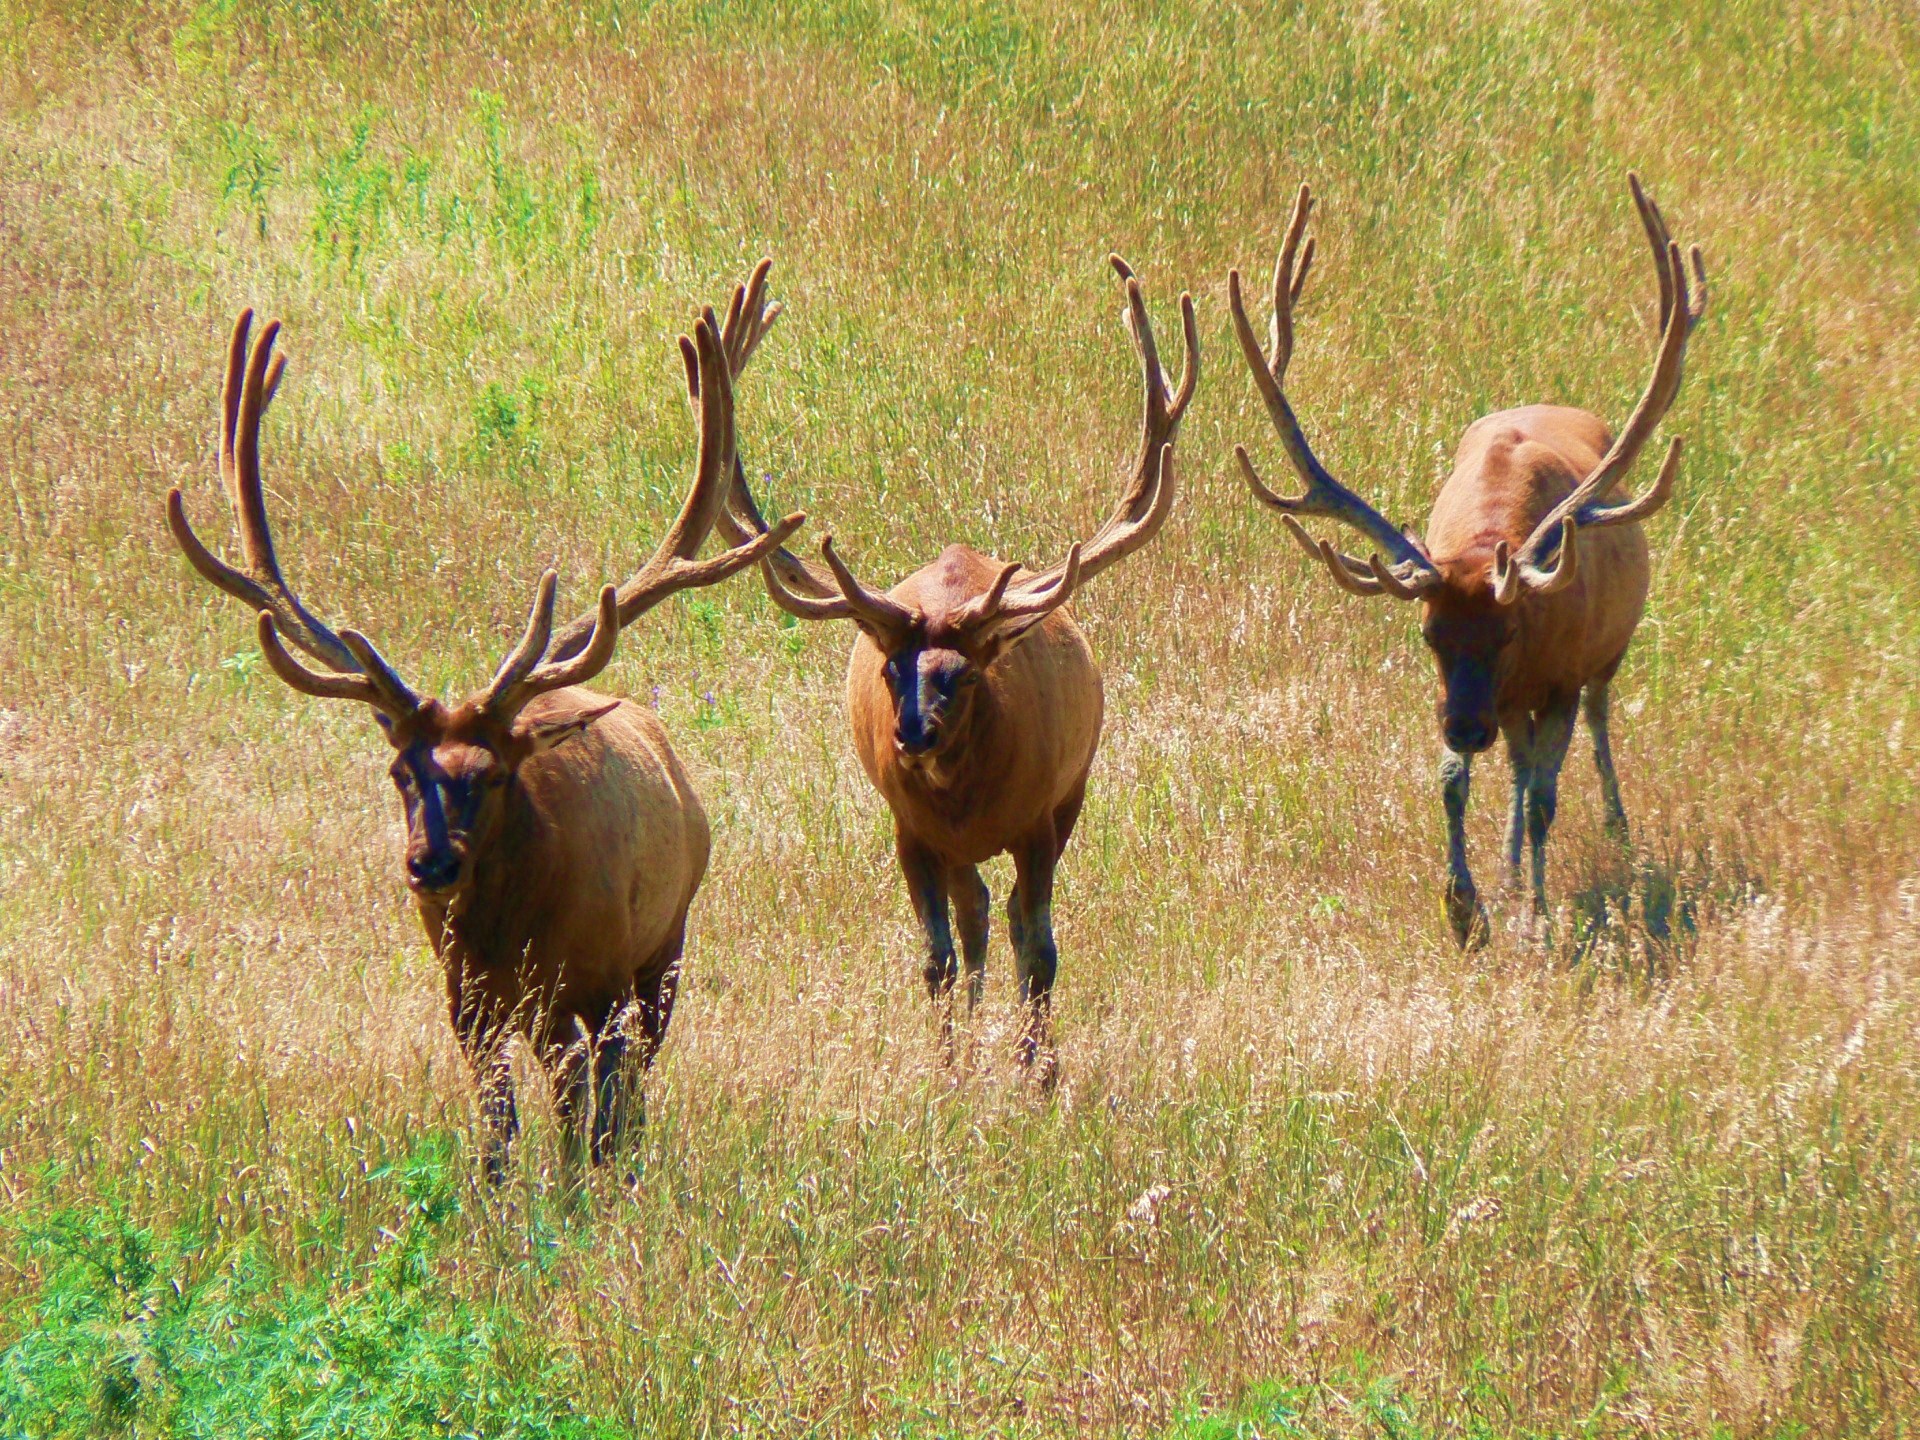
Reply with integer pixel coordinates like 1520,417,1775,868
1562,838,1766,979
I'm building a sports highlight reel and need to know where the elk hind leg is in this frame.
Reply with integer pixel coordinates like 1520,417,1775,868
589,1007,634,1167
1584,678,1629,843
1502,717,1535,892
595,923,685,1165
1525,694,1580,924
549,1015,596,1179
1009,823,1062,1080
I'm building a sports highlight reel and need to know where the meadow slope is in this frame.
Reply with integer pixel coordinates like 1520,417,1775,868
2,2,1918,1435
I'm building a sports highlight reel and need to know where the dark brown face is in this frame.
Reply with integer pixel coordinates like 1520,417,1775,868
878,641,984,763
1421,591,1519,755
379,698,616,898
388,730,512,897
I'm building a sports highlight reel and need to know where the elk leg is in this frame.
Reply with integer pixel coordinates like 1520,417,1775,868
1051,776,1089,854
948,864,991,1013
1501,718,1535,889
1440,750,1488,950
549,1015,594,1177
898,831,957,1005
449,978,519,1184
1583,680,1629,842
1526,694,1580,922
1009,823,1061,1076
590,1002,636,1167
600,957,680,1160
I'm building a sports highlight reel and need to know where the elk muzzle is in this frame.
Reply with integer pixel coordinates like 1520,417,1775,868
887,648,969,763
1438,658,1499,756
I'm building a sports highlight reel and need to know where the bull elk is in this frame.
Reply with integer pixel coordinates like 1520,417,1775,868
1232,175,1706,946
167,309,803,1177
705,258,1196,1072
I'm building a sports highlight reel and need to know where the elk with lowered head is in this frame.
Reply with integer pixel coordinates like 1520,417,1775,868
699,258,1196,1073
1232,175,1705,946
167,309,802,1177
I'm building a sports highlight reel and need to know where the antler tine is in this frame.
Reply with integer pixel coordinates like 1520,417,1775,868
474,569,559,714
657,308,738,567
1515,174,1706,565
950,542,1088,645
1630,173,1676,335
1368,552,1440,600
817,534,918,638
521,584,621,693
256,614,401,713
953,562,1021,628
338,628,424,717
168,311,369,676
1228,196,1435,584
1579,435,1681,529
723,259,785,376
1316,538,1384,596
1269,183,1313,381
483,584,621,716
1493,521,1580,606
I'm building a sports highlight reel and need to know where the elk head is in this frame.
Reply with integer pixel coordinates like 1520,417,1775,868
701,256,1196,764
168,308,804,896
1232,175,1704,754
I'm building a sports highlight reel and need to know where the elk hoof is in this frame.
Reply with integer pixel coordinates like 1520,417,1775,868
1444,880,1489,951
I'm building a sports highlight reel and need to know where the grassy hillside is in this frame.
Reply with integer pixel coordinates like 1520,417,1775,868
2,1,1917,1434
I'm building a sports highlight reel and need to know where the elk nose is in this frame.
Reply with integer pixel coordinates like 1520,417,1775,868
408,852,462,891
1444,715,1495,755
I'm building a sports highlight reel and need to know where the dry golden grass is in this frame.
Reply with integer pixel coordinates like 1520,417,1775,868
2,2,1918,1435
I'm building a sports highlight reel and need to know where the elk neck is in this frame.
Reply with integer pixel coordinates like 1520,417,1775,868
886,669,1006,820
413,773,554,971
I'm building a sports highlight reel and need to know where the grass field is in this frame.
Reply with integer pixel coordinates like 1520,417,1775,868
3,2,1919,1434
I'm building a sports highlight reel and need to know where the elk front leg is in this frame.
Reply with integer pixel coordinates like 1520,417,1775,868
448,975,519,1184
948,864,991,1013
897,831,957,1005
1008,823,1061,1077
1440,750,1488,950
1583,679,1629,842
1525,694,1580,923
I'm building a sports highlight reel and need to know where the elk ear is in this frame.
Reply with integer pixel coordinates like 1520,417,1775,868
514,698,622,755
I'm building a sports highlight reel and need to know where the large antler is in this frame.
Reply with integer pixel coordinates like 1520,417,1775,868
1510,173,1707,569
542,314,809,664
687,261,920,642
166,310,422,721
994,256,1196,606
1231,185,1442,602
707,256,1194,648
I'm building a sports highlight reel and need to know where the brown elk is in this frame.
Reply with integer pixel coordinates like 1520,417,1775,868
1232,176,1705,946
167,309,803,1176
702,258,1196,1071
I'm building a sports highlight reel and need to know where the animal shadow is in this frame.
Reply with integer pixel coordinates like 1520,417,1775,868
1561,843,1761,978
